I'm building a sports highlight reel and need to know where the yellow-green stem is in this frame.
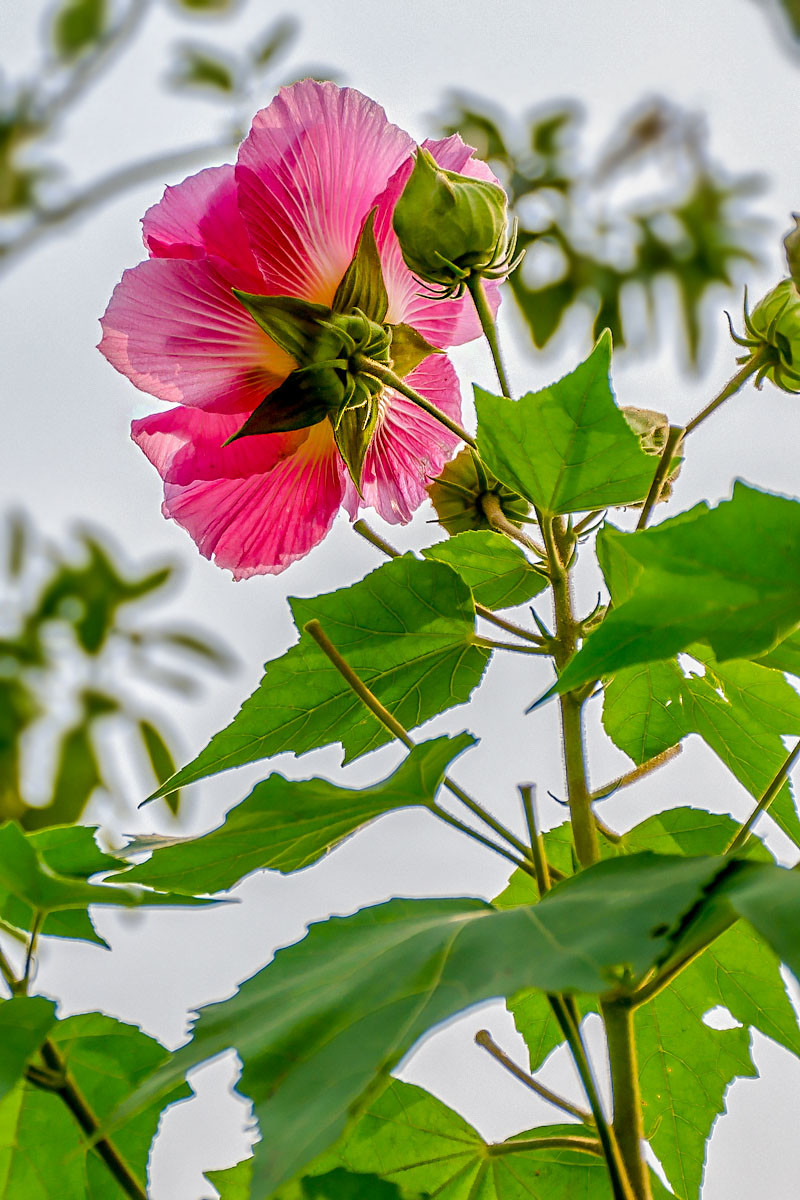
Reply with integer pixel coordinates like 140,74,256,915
467,273,513,398
601,1000,652,1200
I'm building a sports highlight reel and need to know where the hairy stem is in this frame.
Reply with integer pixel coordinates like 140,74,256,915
475,1029,593,1124
467,273,513,398
542,516,599,867
480,492,547,557
589,745,682,802
487,1135,602,1157
519,784,552,896
601,1000,652,1200
355,358,477,448
635,424,684,531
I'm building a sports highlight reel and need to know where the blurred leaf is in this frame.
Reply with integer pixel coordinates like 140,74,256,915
149,627,235,671
173,0,240,10
137,719,180,815
51,0,108,60
155,557,489,793
117,853,729,1194
172,44,238,94
23,721,102,832
119,734,475,893
5,512,28,578
252,16,298,68
422,531,547,610
776,0,800,36
0,1012,188,1200
476,333,655,515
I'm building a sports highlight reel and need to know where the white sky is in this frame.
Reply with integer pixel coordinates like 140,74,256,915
2,1,800,1197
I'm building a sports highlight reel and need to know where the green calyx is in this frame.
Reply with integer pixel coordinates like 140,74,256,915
229,210,440,488
392,147,518,297
727,279,800,393
428,447,530,535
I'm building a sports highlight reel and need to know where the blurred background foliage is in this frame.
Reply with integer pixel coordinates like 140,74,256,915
0,0,795,832
0,512,234,829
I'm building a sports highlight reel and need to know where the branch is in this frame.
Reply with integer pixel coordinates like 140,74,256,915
475,1028,593,1124
588,744,682,803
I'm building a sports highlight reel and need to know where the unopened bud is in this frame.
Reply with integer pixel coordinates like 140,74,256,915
621,406,682,503
730,279,800,393
428,448,529,535
784,214,800,289
392,148,513,295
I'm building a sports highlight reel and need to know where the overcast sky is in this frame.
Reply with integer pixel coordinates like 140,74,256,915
2,1,800,1197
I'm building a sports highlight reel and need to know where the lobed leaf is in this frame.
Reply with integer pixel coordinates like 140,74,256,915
422,530,547,610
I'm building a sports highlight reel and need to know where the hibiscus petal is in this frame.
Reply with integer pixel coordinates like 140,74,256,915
373,134,502,348
236,80,414,305
99,257,294,413
141,164,264,287
132,408,346,578
357,353,462,524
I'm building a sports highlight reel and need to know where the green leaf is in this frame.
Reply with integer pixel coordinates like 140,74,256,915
475,332,655,514
0,998,56,1104
0,1013,188,1199
551,484,800,696
0,822,218,946
680,651,800,847
137,720,180,815
118,734,475,893
172,44,238,93
204,1160,254,1198
116,853,729,1193
757,627,800,677
155,557,489,792
306,1079,622,1199
52,0,107,60
332,210,388,323
602,659,688,764
422,530,547,610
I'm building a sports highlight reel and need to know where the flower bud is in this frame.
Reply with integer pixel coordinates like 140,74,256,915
428,448,529,535
621,406,682,503
733,279,800,393
392,148,512,294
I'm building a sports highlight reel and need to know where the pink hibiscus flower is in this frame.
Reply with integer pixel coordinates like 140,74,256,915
99,80,501,578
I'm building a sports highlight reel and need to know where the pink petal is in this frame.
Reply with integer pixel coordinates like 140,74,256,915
99,257,294,414
373,134,502,348
235,80,414,304
133,408,347,578
141,164,263,286
356,353,463,524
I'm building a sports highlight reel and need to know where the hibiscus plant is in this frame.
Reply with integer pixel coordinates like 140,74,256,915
4,78,800,1200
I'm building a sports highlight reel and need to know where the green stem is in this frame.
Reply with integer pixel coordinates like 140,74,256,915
473,636,550,656
601,1000,652,1200
36,1040,148,1200
487,1135,602,1158
589,745,682,803
636,357,762,532
725,738,800,855
467,273,513,398
475,1028,593,1124
354,357,477,448
635,424,684,532
549,997,635,1200
303,619,536,870
480,492,547,558
0,944,17,994
682,356,763,436
519,785,552,896
542,516,599,868
352,519,547,646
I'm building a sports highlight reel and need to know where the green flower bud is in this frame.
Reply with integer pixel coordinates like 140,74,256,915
392,148,514,295
428,448,530,535
621,406,682,504
730,279,800,393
